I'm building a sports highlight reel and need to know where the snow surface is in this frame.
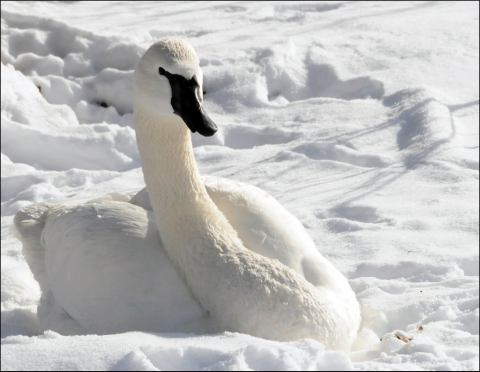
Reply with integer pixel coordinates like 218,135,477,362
1,1,479,370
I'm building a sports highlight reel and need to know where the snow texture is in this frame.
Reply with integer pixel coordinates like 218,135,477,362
1,1,479,371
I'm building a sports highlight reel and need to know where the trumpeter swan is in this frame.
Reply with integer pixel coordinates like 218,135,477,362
15,38,360,350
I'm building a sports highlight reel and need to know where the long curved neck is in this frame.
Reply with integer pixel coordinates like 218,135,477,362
134,104,243,265
135,107,207,208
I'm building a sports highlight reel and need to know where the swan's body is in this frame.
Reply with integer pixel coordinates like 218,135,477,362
14,38,360,350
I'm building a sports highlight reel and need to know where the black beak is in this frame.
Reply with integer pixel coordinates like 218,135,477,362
160,67,217,137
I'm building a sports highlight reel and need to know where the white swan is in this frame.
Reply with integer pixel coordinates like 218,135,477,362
14,38,360,350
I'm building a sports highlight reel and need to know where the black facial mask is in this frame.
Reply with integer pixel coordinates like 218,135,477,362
159,67,217,137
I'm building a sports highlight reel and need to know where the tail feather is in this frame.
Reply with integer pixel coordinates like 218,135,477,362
14,203,55,292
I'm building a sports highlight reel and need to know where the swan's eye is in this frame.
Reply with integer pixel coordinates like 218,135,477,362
159,67,165,76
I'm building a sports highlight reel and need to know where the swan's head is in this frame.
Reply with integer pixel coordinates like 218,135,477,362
134,38,217,136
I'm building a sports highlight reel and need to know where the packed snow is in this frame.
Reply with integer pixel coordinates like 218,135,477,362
1,1,478,370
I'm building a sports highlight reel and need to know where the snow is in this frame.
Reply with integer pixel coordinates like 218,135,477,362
1,1,478,370
1,331,355,371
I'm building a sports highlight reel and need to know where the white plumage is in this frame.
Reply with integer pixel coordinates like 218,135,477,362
14,38,360,350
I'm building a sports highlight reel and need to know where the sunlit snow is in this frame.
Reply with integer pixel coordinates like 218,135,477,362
1,1,479,371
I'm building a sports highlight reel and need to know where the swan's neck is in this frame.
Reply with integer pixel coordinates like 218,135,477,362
134,105,242,265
